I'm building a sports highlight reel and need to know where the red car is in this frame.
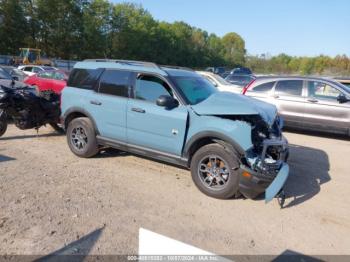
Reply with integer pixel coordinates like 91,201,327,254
24,70,68,94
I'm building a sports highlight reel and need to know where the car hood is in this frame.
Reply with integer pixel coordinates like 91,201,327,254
191,92,277,125
0,79,28,88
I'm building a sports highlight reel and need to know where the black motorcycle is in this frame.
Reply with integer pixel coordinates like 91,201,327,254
0,84,62,137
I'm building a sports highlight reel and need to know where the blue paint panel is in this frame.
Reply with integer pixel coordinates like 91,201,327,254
127,99,188,155
186,110,253,152
265,163,290,203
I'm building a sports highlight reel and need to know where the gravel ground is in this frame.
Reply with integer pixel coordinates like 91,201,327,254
0,125,349,257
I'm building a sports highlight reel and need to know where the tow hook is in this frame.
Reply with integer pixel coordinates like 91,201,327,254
276,189,286,208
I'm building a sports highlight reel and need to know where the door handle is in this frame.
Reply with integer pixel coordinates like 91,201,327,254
131,107,146,113
273,95,280,99
90,100,102,106
307,98,318,103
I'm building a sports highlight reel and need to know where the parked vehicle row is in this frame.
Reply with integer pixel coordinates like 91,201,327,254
243,76,350,136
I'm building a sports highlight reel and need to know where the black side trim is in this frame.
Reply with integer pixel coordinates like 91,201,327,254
183,131,245,159
96,136,188,167
62,107,100,135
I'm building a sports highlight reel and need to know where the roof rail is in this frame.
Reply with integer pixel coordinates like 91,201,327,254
160,65,194,72
83,59,162,70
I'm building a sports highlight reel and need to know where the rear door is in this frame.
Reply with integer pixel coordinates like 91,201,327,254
272,80,306,127
304,80,350,133
86,69,131,142
127,73,188,156
246,80,276,103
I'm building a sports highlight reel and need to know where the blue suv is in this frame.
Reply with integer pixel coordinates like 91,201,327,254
61,59,289,202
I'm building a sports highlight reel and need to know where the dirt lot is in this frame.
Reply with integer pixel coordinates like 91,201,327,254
0,125,349,257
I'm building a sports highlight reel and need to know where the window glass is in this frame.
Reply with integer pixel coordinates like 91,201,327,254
67,68,103,90
32,67,42,73
24,67,32,72
172,76,217,105
135,75,172,102
226,75,254,86
308,81,341,100
53,71,65,80
98,70,130,97
252,81,275,93
38,71,53,79
275,80,303,96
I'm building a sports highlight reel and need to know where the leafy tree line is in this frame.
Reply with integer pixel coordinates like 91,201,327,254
0,0,349,75
0,0,245,67
246,53,350,76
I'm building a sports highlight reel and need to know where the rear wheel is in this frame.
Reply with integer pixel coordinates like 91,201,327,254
190,143,240,199
0,110,7,137
66,117,99,158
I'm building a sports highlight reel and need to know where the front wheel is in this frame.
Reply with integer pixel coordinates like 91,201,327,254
190,143,240,199
0,111,8,137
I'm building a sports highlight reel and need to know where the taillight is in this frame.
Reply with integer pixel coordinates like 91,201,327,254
242,79,256,95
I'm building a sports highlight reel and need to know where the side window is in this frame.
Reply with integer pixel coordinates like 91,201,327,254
32,67,42,73
275,80,303,96
98,70,130,97
67,68,103,90
24,66,32,72
252,81,275,93
53,72,65,80
38,72,52,79
308,81,341,100
135,75,173,103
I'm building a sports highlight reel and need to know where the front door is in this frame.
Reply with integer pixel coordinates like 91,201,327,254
304,80,350,133
127,74,188,156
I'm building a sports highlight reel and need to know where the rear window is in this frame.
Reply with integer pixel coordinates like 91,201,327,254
252,81,275,93
67,68,103,90
98,70,130,97
275,80,303,96
226,75,254,86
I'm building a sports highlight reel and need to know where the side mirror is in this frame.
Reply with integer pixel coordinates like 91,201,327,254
156,95,179,109
337,94,349,103
12,76,19,81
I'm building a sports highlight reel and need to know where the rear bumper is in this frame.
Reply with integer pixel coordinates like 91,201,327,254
239,136,290,202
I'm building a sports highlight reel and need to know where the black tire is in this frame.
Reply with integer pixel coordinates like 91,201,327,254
49,122,64,134
0,111,7,137
190,143,240,199
66,117,99,158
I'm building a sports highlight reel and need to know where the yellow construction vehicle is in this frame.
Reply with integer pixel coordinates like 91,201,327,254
13,48,53,66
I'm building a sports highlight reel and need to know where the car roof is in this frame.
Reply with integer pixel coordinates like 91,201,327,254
253,75,342,84
74,59,196,77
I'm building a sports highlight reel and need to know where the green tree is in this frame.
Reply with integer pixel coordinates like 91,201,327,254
221,32,246,66
0,0,28,55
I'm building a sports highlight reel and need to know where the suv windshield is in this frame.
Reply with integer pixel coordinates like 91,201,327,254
172,76,218,105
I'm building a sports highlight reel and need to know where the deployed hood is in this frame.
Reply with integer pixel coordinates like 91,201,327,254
191,92,277,125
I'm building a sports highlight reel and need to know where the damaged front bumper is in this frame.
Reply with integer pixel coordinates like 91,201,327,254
239,135,290,203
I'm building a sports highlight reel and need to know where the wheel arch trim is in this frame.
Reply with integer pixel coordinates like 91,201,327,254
62,107,100,135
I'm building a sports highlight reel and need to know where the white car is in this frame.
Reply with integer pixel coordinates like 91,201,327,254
196,71,243,94
18,65,58,76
